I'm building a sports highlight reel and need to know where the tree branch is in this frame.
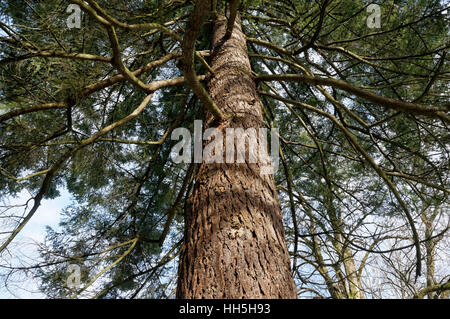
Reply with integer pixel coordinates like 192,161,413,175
256,74,450,122
181,0,225,120
225,0,239,40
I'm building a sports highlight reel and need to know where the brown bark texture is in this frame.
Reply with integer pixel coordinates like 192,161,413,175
176,14,297,299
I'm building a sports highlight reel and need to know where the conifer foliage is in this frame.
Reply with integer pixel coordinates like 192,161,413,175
0,0,448,298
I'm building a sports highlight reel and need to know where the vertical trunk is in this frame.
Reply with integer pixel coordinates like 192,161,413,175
326,194,364,298
342,248,364,299
421,208,437,299
177,14,297,299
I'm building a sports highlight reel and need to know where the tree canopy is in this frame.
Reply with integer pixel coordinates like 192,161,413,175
0,0,449,298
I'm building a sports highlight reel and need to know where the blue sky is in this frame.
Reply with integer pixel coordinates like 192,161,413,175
0,189,72,298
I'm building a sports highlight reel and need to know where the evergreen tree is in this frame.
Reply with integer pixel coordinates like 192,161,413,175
0,0,448,298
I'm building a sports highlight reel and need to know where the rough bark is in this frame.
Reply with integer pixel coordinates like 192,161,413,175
177,14,297,299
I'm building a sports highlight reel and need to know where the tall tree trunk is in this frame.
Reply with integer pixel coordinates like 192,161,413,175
177,14,297,299
421,207,437,299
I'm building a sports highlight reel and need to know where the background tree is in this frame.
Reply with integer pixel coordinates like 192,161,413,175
0,0,448,298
